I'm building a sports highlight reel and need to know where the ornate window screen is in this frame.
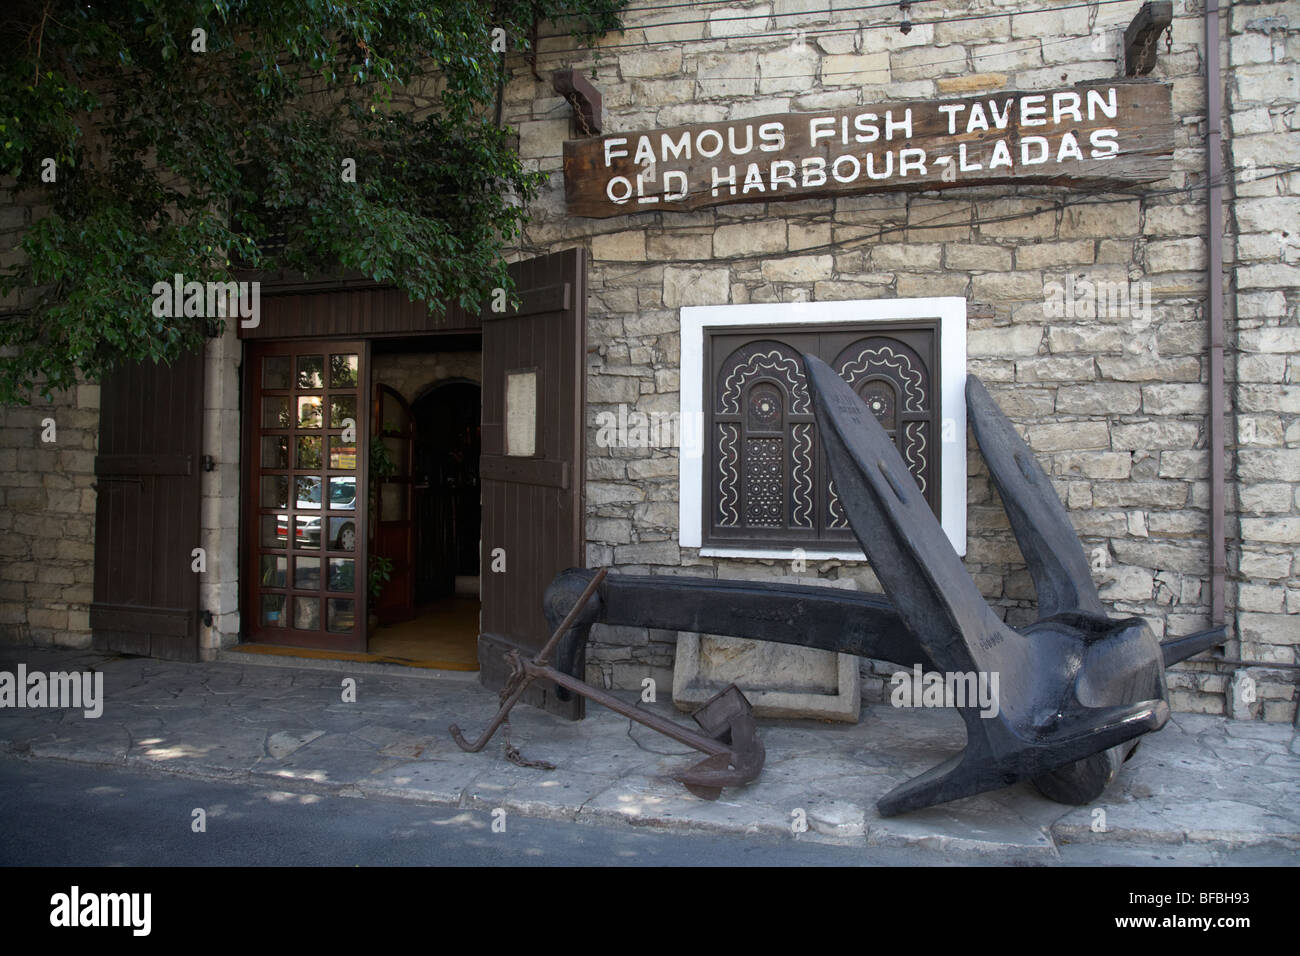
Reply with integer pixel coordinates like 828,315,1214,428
705,322,940,551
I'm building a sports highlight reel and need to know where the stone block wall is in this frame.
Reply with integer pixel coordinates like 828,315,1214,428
1223,2,1300,721
371,350,483,405
0,324,243,659
0,384,98,648
0,183,92,646
199,323,243,657
504,0,1300,719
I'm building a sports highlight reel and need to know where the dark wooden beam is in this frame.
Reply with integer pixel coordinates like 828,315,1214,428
1125,1,1173,76
552,69,603,136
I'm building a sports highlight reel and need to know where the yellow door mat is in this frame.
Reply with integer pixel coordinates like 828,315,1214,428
232,599,482,670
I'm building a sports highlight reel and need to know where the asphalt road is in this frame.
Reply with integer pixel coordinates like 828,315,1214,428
0,756,1290,867
0,756,890,866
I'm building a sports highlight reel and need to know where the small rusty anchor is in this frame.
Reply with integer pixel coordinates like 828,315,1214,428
450,566,765,799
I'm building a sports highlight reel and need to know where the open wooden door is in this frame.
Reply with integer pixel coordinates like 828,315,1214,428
479,248,587,718
90,349,206,661
242,342,368,651
371,384,416,624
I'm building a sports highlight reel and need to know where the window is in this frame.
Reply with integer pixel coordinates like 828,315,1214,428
680,298,967,559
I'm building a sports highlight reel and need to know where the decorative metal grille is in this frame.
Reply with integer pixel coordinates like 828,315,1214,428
705,321,940,550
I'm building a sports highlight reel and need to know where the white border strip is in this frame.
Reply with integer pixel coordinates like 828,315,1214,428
679,296,967,558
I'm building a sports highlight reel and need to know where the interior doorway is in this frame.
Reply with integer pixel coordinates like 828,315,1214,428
367,336,482,669
233,248,586,678
412,380,481,604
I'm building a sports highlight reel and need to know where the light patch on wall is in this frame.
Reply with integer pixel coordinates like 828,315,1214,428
505,369,538,457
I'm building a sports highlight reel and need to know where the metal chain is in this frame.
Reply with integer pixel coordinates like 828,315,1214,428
566,92,593,137
502,717,555,770
496,663,555,769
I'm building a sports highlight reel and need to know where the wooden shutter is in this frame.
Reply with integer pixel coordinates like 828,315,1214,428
479,249,587,718
90,349,206,661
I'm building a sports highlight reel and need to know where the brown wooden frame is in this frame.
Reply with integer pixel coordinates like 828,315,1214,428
371,383,417,625
704,319,941,551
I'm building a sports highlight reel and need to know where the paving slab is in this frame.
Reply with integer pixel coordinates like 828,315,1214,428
0,644,1297,862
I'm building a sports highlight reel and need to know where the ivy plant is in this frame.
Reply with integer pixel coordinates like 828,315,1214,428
0,0,626,403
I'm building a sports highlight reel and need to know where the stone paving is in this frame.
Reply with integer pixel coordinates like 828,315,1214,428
1,645,1296,862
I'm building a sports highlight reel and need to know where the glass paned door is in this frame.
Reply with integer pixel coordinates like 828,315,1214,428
245,341,367,650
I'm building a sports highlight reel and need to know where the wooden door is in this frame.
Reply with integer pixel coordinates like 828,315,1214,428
90,349,206,661
243,342,368,651
479,248,587,718
371,384,415,624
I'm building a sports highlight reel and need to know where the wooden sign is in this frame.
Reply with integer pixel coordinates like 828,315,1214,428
563,81,1173,218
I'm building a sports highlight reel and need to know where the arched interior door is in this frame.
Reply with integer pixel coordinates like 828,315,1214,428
372,384,415,625
412,380,481,603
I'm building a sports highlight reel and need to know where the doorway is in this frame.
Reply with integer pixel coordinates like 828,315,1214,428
232,249,587,686
366,338,482,668
413,380,482,604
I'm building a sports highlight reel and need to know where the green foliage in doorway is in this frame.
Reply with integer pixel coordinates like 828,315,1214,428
368,554,394,601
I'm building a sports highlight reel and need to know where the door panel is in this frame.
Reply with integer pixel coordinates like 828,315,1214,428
243,341,367,650
479,249,587,718
372,384,415,624
91,349,206,661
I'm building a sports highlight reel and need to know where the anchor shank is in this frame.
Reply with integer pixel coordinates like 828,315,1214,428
449,666,536,752
450,568,608,752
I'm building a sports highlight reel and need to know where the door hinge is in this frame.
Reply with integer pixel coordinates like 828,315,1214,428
199,609,214,627
201,455,217,472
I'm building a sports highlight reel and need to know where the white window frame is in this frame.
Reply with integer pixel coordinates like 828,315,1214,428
679,297,967,559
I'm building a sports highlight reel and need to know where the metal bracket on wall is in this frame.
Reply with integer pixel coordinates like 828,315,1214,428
1125,1,1173,76
552,69,603,137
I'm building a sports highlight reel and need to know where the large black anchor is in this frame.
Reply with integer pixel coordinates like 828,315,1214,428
536,355,1224,815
